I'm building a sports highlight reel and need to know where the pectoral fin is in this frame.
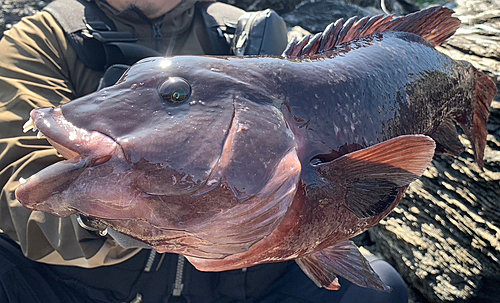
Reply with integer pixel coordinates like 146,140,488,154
296,241,390,292
317,135,435,218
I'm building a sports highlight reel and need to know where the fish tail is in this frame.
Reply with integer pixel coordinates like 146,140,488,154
468,67,497,167
432,66,496,167
447,66,497,168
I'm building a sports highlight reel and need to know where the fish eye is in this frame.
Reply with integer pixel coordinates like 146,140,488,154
158,77,191,103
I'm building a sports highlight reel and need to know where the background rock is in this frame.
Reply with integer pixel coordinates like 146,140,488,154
368,0,500,302
221,0,420,15
0,0,48,39
220,0,302,14
282,0,377,33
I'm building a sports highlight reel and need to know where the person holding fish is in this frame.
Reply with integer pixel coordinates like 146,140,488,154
3,0,492,302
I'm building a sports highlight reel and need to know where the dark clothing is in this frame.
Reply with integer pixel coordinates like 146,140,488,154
0,234,408,303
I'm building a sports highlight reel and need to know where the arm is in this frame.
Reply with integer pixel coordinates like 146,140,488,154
0,11,140,267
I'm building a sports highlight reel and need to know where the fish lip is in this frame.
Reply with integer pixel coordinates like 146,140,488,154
29,107,120,166
16,107,122,213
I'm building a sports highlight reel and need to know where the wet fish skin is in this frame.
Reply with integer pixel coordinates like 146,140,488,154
18,55,304,258
15,7,497,291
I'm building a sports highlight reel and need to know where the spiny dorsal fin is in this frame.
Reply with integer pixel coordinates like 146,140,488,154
283,6,460,59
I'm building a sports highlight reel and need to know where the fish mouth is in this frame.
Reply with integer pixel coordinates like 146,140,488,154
16,107,120,214
24,107,119,165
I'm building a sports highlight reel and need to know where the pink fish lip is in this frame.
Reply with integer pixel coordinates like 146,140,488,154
15,107,121,212
29,107,119,166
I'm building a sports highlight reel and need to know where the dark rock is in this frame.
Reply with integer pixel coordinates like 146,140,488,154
368,1,500,301
392,0,420,13
0,0,51,40
282,0,376,33
221,0,419,15
219,0,302,14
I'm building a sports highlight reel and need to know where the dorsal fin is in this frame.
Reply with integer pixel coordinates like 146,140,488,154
283,6,460,59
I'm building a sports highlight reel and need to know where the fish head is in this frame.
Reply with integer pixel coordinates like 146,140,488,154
16,56,301,258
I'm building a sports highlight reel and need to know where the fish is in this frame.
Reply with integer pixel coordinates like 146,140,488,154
15,6,497,291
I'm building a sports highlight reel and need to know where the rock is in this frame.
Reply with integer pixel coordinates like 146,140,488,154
345,0,420,14
437,0,500,83
0,0,51,40
282,0,377,33
223,0,421,15
219,0,302,14
368,1,500,302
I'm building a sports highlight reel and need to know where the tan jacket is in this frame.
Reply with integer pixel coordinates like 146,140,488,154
0,0,214,267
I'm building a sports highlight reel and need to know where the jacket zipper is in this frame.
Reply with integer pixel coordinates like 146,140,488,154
172,255,185,297
152,21,163,52
130,5,164,52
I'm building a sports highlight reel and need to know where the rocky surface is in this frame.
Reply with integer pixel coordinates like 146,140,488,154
282,0,378,33
0,0,48,39
220,0,302,14
1,0,499,302
222,0,421,15
368,1,500,302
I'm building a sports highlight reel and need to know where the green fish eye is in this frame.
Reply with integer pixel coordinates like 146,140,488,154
172,90,185,101
158,77,191,103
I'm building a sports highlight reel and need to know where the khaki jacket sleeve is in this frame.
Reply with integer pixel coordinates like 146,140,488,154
0,11,141,267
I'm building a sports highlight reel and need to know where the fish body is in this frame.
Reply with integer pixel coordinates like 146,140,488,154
16,7,497,291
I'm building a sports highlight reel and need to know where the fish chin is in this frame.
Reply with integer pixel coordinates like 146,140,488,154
15,107,120,214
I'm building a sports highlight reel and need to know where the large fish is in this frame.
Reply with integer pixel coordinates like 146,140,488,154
16,7,497,291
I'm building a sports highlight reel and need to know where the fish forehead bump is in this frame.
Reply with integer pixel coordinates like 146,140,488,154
127,56,272,88
131,56,231,74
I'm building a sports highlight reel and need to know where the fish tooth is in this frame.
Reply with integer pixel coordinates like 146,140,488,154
22,118,34,133
37,131,45,139
19,177,27,184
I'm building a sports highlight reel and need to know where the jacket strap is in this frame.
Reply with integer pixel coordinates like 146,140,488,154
44,0,161,71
